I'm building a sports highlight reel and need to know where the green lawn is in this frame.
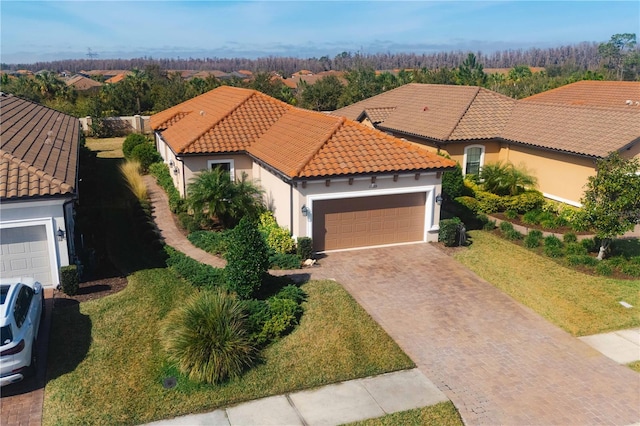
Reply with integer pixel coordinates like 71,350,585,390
454,231,640,336
85,136,125,158
346,402,463,426
44,273,413,425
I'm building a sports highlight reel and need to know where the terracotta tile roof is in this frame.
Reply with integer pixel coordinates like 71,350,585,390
522,81,640,108
332,82,640,158
501,103,640,157
0,93,79,200
152,86,455,179
65,74,103,91
333,83,515,141
105,73,129,84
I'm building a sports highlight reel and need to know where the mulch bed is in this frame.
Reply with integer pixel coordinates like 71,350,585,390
54,260,128,308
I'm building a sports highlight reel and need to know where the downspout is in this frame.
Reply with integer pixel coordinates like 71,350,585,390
62,198,76,263
289,184,294,236
181,157,187,197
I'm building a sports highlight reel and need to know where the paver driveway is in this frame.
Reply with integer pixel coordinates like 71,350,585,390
312,244,640,425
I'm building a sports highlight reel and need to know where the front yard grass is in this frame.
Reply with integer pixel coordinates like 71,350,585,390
453,231,640,336
347,402,463,426
44,272,413,425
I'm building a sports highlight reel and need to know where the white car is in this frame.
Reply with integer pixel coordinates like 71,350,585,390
0,278,44,387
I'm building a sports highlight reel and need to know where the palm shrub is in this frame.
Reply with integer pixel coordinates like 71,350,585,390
480,161,538,196
225,218,269,299
161,290,255,384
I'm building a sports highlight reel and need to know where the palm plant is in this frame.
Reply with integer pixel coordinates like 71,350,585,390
480,162,537,196
187,169,265,229
161,290,255,384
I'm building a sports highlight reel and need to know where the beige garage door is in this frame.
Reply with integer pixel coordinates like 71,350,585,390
313,193,426,251
1,226,53,285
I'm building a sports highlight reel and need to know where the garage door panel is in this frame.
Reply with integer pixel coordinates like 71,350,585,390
1,225,53,285
313,193,426,251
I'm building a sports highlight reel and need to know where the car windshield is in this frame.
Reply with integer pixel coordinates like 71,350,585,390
0,285,9,305
1,325,12,346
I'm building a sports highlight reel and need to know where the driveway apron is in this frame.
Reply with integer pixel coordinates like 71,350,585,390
312,244,640,425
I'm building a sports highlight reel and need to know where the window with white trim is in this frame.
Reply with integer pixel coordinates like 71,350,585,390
207,159,235,180
463,145,485,175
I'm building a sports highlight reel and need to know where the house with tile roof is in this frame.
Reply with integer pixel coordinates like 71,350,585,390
0,93,81,287
151,86,455,251
65,74,103,93
332,81,640,206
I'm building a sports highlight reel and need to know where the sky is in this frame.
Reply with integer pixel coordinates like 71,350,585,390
1,0,638,64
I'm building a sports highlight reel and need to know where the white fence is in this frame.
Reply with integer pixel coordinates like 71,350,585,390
80,115,151,135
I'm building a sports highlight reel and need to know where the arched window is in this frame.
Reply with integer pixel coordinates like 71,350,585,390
463,145,485,175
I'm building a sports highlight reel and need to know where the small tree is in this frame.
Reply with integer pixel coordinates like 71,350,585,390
122,133,149,159
225,218,269,299
575,152,640,260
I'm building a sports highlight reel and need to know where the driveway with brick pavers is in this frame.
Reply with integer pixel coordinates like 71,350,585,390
145,177,639,425
311,246,640,426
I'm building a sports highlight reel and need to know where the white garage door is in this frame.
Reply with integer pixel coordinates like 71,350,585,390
1,226,53,285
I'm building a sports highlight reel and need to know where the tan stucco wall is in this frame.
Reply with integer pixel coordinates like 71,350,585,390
252,163,293,232
499,144,596,205
623,141,640,159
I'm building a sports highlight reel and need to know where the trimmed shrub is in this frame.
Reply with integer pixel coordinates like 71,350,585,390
499,221,514,233
258,212,295,254
565,242,588,256
475,191,503,214
442,163,465,199
482,218,497,231
595,262,613,276
178,213,201,233
563,232,578,244
149,162,186,214
439,217,463,247
130,143,162,173
581,238,597,253
454,196,480,213
269,252,302,270
225,218,269,300
504,210,518,219
504,190,545,213
522,209,542,225
607,256,628,268
164,246,227,290
567,255,598,267
122,133,148,159
188,230,230,255
504,229,523,240
543,235,564,258
275,285,307,304
620,263,640,277
257,297,301,344
296,237,313,260
524,230,543,249
60,265,79,296
161,290,255,384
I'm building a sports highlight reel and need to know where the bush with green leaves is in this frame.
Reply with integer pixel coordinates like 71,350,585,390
188,230,230,255
130,142,162,173
499,221,514,233
164,246,227,290
441,162,465,199
60,265,79,296
149,162,185,214
595,262,613,276
581,238,597,253
620,263,640,277
161,289,255,384
122,133,149,159
543,235,564,258
258,211,295,254
567,255,598,267
563,232,578,243
522,209,542,225
439,217,463,247
454,196,480,213
225,218,269,299
565,242,588,256
524,230,543,249
269,252,302,270
504,229,523,241
504,210,518,219
475,190,503,214
296,237,313,260
503,190,545,213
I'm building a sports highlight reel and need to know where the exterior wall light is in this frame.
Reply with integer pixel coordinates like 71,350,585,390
301,204,309,216
57,228,66,241
435,194,443,205
169,160,174,167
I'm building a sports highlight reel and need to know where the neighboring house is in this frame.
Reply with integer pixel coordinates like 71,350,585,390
282,70,346,89
0,93,80,288
151,86,455,252
332,82,640,206
65,74,103,93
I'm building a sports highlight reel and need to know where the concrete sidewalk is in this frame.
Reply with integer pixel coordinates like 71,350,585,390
580,327,640,364
146,369,448,426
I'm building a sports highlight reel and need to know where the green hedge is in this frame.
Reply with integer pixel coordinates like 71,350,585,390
149,162,185,214
164,246,227,290
439,218,463,247
60,265,79,296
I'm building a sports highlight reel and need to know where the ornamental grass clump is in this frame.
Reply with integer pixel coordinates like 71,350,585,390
161,289,255,384
119,160,147,202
